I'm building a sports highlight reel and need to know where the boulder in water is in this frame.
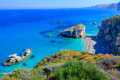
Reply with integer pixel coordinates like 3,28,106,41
59,24,86,38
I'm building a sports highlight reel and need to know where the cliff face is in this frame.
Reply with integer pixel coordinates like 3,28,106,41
97,15,120,55
60,24,86,38
108,3,118,9
90,4,111,8
89,3,118,9
117,2,120,10
88,2,120,11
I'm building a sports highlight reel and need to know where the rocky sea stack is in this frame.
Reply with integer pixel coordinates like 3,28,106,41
97,15,120,55
4,49,32,66
60,24,86,38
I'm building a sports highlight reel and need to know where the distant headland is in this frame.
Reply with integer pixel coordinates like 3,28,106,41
88,2,120,11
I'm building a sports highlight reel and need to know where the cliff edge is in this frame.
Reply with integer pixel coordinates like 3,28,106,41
97,15,120,55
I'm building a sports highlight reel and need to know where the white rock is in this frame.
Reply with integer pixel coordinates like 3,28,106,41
8,54,17,58
60,24,86,38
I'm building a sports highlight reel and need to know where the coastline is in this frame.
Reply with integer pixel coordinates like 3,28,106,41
85,37,96,54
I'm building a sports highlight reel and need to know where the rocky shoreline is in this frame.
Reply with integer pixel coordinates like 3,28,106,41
3,49,120,80
97,15,120,55
85,37,96,54
1,15,120,79
85,15,120,55
59,24,97,54
4,49,32,66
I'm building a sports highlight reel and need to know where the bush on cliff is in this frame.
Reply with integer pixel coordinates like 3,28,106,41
116,63,120,69
2,68,43,80
106,15,120,23
2,50,120,80
51,61,110,80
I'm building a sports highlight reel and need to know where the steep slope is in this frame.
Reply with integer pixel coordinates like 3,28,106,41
117,2,120,10
89,3,118,10
97,15,120,55
2,50,120,80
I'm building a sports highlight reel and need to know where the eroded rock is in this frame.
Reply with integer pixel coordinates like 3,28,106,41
97,15,120,55
4,49,32,66
60,24,86,38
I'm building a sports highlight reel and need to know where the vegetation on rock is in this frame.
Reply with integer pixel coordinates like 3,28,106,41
97,15,120,55
60,24,86,38
104,15,120,23
1,50,120,80
50,61,110,80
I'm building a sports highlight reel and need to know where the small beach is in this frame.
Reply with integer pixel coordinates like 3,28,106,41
0,8,119,75
85,37,96,54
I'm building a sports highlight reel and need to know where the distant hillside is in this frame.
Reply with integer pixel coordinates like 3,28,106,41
117,2,120,10
89,2,120,10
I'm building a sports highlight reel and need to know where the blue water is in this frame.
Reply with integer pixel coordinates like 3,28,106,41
0,8,120,74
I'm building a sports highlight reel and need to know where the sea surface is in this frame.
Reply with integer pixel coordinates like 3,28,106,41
0,8,120,75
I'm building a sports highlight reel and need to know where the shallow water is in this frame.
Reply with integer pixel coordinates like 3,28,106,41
0,8,119,74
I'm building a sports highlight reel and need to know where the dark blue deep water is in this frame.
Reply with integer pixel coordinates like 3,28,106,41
0,8,119,75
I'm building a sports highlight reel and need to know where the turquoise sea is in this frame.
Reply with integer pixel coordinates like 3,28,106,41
0,8,120,75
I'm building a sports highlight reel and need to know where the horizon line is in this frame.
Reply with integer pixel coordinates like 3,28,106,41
0,7,90,10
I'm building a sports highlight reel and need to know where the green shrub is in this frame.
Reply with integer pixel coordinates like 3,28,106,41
51,61,110,80
116,63,120,69
58,52,66,56
81,51,95,56
4,68,43,80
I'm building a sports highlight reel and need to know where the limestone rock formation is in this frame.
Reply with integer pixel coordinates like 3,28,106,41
4,49,32,65
97,15,120,55
60,24,86,38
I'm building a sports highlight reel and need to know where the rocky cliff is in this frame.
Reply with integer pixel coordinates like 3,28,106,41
89,3,118,9
97,15,120,55
117,2,120,10
60,24,86,38
88,2,120,11
3,50,120,80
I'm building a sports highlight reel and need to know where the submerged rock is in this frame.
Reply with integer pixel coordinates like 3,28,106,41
57,22,62,24
51,40,56,43
93,22,98,25
49,34,53,37
30,55,35,59
4,49,32,66
60,24,86,38
23,63,27,66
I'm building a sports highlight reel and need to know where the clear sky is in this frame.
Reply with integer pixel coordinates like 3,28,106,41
0,0,120,9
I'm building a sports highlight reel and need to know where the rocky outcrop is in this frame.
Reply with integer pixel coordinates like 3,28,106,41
97,15,120,55
4,49,32,65
93,22,98,25
57,22,62,24
60,24,86,38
